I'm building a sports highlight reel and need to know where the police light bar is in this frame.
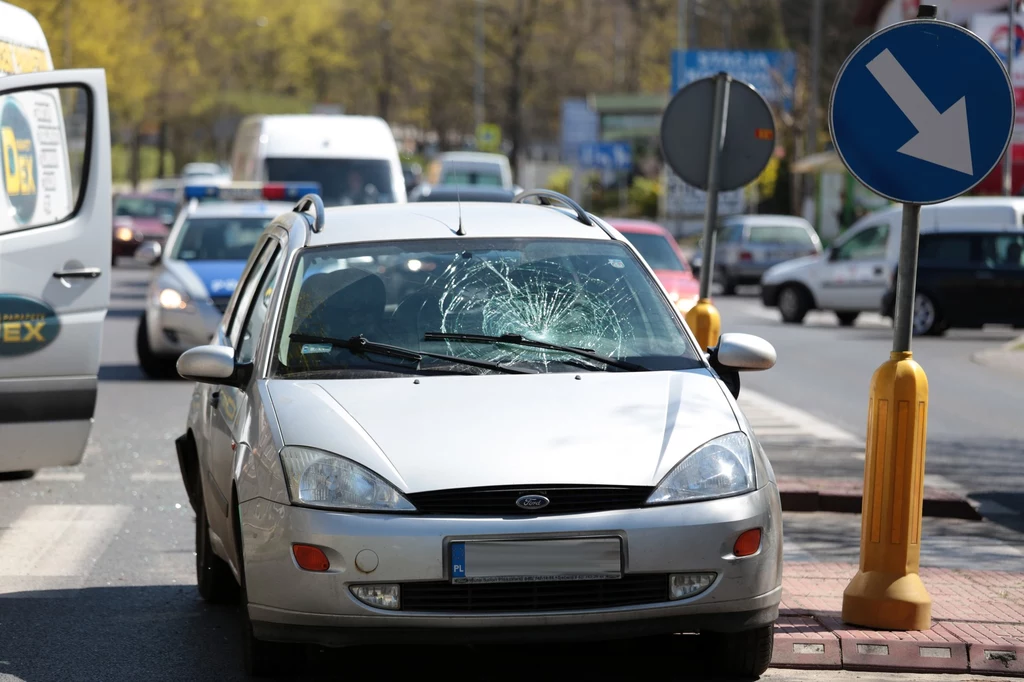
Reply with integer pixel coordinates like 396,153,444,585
262,182,322,201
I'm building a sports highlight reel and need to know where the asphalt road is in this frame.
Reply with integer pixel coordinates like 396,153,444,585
0,268,1020,682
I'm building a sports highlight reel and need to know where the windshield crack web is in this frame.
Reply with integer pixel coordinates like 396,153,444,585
430,255,637,371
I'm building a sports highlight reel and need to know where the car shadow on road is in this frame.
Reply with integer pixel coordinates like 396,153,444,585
0,585,759,682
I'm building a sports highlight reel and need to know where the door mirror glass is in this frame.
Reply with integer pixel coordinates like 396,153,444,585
177,345,236,384
134,240,162,265
713,333,777,371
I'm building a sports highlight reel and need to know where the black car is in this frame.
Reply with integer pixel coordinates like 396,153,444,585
410,184,515,202
881,229,1024,335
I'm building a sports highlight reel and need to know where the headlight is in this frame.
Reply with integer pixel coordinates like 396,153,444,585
115,226,134,241
158,288,188,310
279,446,416,512
646,432,755,505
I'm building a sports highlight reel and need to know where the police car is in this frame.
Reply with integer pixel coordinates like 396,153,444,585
134,182,318,378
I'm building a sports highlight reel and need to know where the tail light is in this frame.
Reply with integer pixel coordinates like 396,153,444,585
739,251,753,262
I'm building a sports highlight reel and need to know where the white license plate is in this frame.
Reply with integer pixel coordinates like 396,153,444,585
450,538,622,584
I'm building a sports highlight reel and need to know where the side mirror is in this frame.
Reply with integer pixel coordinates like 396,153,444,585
713,333,777,371
177,345,250,386
134,240,162,265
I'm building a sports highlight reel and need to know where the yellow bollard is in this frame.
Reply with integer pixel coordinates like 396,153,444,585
842,350,931,630
685,297,721,351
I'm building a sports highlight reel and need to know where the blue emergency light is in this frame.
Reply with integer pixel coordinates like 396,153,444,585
182,182,321,202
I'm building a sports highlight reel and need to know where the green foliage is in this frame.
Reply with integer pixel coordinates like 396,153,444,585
111,146,175,183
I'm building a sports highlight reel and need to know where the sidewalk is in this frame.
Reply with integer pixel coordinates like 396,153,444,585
774,563,1024,676
777,476,982,520
972,334,1024,379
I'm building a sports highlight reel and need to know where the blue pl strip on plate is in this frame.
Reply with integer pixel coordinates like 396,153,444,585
451,542,466,579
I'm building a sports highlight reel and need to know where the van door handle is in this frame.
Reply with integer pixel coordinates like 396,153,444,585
209,391,220,409
873,266,884,276
53,267,102,279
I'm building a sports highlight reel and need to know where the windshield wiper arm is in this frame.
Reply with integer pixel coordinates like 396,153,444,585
423,332,647,372
289,333,533,375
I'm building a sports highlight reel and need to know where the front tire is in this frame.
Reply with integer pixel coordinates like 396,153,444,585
778,285,810,324
716,267,736,296
136,314,179,379
704,624,774,679
195,484,239,604
913,292,945,336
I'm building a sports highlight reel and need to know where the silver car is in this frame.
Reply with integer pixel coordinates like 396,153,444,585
691,215,822,295
174,191,783,679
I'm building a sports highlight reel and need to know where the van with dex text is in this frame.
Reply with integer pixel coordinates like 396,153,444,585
229,114,406,207
761,197,1024,325
0,0,112,474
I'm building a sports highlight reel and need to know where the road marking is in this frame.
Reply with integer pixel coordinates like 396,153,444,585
129,472,181,483
739,388,863,445
33,470,86,482
0,505,131,587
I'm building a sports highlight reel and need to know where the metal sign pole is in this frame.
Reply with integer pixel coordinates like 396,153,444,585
891,203,922,353
698,72,730,300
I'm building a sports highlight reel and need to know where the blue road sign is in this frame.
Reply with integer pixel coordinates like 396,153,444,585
578,141,633,171
672,50,797,110
560,98,600,163
830,19,1015,205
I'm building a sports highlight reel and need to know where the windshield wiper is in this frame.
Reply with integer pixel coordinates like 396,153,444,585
289,333,533,375
423,332,648,372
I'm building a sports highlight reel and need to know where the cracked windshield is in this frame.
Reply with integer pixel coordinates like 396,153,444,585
276,239,700,376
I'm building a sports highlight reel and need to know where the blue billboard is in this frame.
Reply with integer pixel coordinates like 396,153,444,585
560,98,600,163
671,50,797,111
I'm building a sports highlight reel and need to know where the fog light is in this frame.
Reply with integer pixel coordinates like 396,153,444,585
292,544,330,572
734,528,762,557
669,572,716,600
351,584,400,610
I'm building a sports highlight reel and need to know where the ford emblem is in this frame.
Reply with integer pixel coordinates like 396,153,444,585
515,494,550,510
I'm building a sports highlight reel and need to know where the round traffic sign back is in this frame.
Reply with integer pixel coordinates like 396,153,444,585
660,76,776,192
830,19,1014,204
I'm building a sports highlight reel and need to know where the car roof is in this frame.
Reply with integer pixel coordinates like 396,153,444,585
605,218,671,236
308,202,613,247
723,214,814,228
250,115,396,158
920,226,1024,236
186,201,295,219
437,152,509,164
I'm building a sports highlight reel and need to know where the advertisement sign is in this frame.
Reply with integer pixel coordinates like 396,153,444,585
969,13,1024,157
560,98,599,164
670,49,797,112
664,172,744,217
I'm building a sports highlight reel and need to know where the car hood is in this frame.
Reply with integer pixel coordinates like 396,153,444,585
654,269,700,296
124,217,169,236
762,254,824,282
266,369,740,493
164,259,245,300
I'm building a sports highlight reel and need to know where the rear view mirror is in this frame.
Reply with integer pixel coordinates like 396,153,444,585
177,344,251,387
134,241,162,265
714,333,777,371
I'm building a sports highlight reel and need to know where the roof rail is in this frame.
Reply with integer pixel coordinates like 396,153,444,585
293,193,325,233
513,189,594,227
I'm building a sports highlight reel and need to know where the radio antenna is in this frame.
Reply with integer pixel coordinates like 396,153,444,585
455,177,466,235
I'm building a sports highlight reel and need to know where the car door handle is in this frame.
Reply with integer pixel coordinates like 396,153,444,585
873,266,884,276
52,267,102,279
209,391,220,409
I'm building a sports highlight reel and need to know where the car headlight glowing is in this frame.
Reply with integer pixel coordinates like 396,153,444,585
646,432,755,505
158,288,188,310
279,446,416,512
115,226,134,241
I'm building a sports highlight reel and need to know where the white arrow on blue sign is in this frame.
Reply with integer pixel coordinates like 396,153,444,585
830,19,1015,204
578,142,633,171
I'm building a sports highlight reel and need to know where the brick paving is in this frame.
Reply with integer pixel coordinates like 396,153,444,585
775,562,1024,676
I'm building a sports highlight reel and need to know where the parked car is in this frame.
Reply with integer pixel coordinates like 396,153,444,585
432,151,515,189
111,193,178,264
174,191,783,679
691,215,821,296
762,197,1024,325
410,185,515,202
609,218,701,314
880,229,1024,335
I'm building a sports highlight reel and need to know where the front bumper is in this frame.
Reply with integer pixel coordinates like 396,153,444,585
144,300,221,356
240,483,783,644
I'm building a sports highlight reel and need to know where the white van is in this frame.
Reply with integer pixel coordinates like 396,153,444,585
0,1,112,473
229,114,406,207
761,197,1024,325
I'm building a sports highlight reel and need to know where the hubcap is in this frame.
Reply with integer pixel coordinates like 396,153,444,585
913,294,935,334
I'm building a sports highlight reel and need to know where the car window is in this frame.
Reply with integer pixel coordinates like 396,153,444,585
621,232,687,272
226,240,275,342
918,235,974,266
834,224,889,261
114,196,177,222
718,224,743,243
273,238,702,377
237,247,283,365
439,162,504,187
984,234,1024,269
170,217,270,261
264,157,395,207
748,225,815,246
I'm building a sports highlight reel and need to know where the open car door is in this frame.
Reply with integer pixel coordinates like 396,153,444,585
0,69,111,473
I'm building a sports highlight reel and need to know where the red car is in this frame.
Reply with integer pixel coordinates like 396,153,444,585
111,193,179,264
607,218,701,314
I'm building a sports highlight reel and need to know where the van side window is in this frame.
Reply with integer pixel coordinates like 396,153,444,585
1,86,89,234
834,224,889,261
984,234,1024,269
918,235,974,266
